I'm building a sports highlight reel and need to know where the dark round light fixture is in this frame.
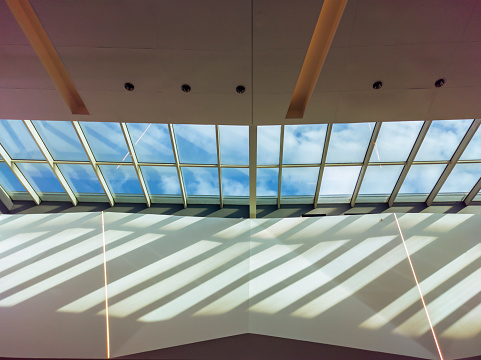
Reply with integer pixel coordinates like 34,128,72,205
372,81,383,90
124,82,134,91
435,78,445,88
236,85,246,94
181,84,191,93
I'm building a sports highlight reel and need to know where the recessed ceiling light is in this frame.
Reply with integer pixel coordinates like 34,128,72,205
435,78,445,88
236,85,246,94
124,82,134,91
372,81,383,90
181,84,191,93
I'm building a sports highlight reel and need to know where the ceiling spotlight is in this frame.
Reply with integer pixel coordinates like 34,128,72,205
124,82,134,91
236,85,246,94
372,81,383,90
435,78,445,88
181,84,191,93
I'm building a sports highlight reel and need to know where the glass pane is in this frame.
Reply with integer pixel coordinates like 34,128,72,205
174,124,217,164
399,164,446,194
80,122,131,162
415,119,472,161
127,123,174,163
141,166,181,195
283,124,327,164
460,127,481,160
0,163,26,192
359,165,403,195
222,168,249,196
326,123,374,163
257,168,278,197
181,167,219,196
0,119,44,160
17,163,65,193
258,126,280,165
370,121,423,162
100,165,142,194
281,167,318,196
439,163,481,193
58,164,104,194
33,121,88,161
220,126,249,165
319,166,361,196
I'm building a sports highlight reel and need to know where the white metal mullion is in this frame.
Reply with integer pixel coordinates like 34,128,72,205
465,177,481,205
72,121,114,206
277,125,285,208
0,143,40,204
249,125,257,218
314,123,332,208
120,123,151,207
426,119,481,206
0,184,13,210
215,125,223,208
350,122,382,207
388,121,432,207
24,120,78,205
168,124,187,208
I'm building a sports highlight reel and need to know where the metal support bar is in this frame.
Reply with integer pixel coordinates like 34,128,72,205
388,121,431,207
314,124,332,208
249,125,257,218
0,142,40,204
0,185,14,211
168,124,187,208
351,122,382,207
465,177,481,205
215,125,223,208
24,120,78,205
72,121,114,206
121,123,151,207
277,125,285,208
426,119,481,206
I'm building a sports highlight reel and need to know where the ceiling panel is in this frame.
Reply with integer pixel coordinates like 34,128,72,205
445,42,481,88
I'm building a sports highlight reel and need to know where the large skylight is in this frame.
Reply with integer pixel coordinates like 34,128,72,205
0,119,480,208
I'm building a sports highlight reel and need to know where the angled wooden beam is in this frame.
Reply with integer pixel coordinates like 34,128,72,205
0,143,40,204
351,122,382,207
6,0,89,115
24,120,78,205
215,125,223,209
388,121,431,207
249,125,257,218
286,0,348,118
465,177,481,205
314,123,332,208
426,119,481,206
277,125,285,208
72,121,114,206
120,123,151,207
0,185,14,211
168,124,187,208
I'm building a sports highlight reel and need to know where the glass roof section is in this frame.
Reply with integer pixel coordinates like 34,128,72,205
0,119,480,208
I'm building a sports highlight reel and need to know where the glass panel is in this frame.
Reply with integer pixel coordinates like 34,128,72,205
33,121,88,161
222,168,249,196
399,164,446,194
415,119,472,161
257,168,278,197
100,165,142,194
326,123,374,163
17,163,65,193
220,126,249,165
80,122,131,162
281,167,318,196
0,119,44,160
127,123,174,163
460,127,481,160
258,126,281,165
181,167,219,196
359,165,403,195
370,121,423,162
439,163,481,193
319,166,361,196
283,124,327,164
0,163,26,192
141,166,181,195
174,124,217,164
58,164,104,194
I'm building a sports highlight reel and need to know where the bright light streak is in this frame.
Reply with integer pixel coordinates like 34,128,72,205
105,242,256,318
160,216,203,231
442,302,481,339
394,213,444,360
361,243,481,330
101,212,110,359
335,214,390,237
117,123,151,169
287,216,346,240
250,236,393,314
140,244,300,321
290,235,436,318
424,214,473,233
0,231,48,255
251,217,307,240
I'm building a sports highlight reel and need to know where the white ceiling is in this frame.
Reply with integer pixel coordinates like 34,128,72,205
1,0,481,125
